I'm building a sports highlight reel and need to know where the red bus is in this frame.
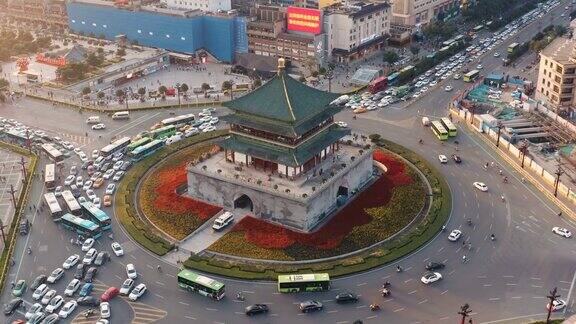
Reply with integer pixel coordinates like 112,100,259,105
368,76,388,94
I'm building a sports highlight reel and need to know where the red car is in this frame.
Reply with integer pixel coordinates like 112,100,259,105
101,287,119,302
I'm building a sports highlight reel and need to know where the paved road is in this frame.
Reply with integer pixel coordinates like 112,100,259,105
0,1,575,323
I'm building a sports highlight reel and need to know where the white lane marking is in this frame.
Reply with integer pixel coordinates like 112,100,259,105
439,316,450,320
531,277,541,280
393,307,405,312
327,310,339,314
418,299,428,304
503,275,515,278
483,284,493,287
489,298,500,301
506,283,517,286
477,275,487,279
532,285,543,288
205,308,218,311
154,293,164,299
184,315,196,320
357,282,367,286
408,290,417,295
155,281,165,286
404,279,413,284
441,290,448,295
179,302,189,306
511,296,522,299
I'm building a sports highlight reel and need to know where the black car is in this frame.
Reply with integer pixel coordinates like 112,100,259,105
19,218,30,235
74,264,86,279
3,298,23,315
335,292,359,304
76,296,100,307
425,261,446,271
299,300,323,313
452,154,462,163
84,267,98,283
245,304,269,316
31,274,47,290
94,251,109,266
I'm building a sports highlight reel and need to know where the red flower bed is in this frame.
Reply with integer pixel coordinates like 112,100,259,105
153,163,221,221
230,150,414,250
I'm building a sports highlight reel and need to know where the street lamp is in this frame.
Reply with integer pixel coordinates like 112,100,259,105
546,287,560,323
326,72,334,92
519,140,529,168
495,121,503,148
554,163,565,197
176,83,181,106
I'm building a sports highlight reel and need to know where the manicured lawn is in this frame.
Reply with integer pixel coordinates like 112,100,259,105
139,144,222,240
207,149,426,260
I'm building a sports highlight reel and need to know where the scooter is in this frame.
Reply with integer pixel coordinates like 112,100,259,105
381,288,391,297
236,293,245,301
84,309,95,318
370,304,381,311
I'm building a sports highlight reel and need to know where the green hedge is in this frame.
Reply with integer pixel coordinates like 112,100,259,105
184,137,452,280
0,142,37,294
115,130,228,256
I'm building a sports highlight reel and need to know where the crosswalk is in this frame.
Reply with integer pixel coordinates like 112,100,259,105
70,281,167,324
57,132,95,146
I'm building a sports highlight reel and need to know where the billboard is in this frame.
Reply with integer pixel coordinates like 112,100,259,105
287,7,322,35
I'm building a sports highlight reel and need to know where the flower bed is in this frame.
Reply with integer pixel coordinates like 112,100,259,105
139,144,222,240
207,149,426,260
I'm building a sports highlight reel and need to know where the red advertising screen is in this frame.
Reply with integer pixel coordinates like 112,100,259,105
287,7,322,35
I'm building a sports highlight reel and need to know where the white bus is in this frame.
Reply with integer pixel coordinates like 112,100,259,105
112,111,130,120
100,136,131,157
61,190,82,216
41,143,64,164
45,164,56,190
160,113,196,127
44,192,63,221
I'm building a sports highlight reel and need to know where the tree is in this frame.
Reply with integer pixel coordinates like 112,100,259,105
158,85,167,95
97,47,104,54
179,83,189,94
137,87,146,101
0,93,6,103
201,83,211,94
116,47,126,57
81,87,91,96
318,67,327,74
96,91,105,100
0,78,9,91
410,45,421,57
253,78,262,88
383,51,399,64
115,89,125,101
221,80,232,92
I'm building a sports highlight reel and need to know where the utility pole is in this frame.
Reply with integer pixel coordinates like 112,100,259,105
495,121,503,148
458,303,472,324
8,184,17,209
25,129,32,153
554,161,565,197
0,218,7,246
176,83,181,106
546,287,561,323
18,156,27,179
519,140,529,168
327,72,333,92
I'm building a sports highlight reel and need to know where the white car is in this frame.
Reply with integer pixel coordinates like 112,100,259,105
103,169,115,180
209,117,219,125
421,272,442,284
100,302,111,319
448,229,462,242
105,183,116,195
63,254,80,269
75,176,84,187
548,299,566,311
119,278,135,295
96,320,109,324
476,64,483,70
438,155,448,163
45,295,64,313
64,175,75,186
473,182,488,192
453,74,461,80
47,268,64,283
82,238,95,252
202,125,216,133
129,283,147,301
79,154,88,163
58,300,77,318
552,227,572,238
55,186,63,197
92,150,99,159
92,123,106,130
25,303,43,319
82,180,93,191
184,128,199,138
83,248,97,265
64,279,81,296
111,242,124,256
93,197,101,208
493,52,500,57
32,284,49,300
86,189,97,201
336,121,348,127
444,85,453,92
41,289,57,305
113,160,124,171
112,171,125,181
126,263,138,279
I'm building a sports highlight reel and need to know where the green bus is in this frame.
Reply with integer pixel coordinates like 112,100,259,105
150,125,176,140
278,273,330,293
60,213,102,239
126,137,151,152
130,140,165,162
430,121,449,141
177,269,225,300
507,42,519,54
440,117,457,137
463,70,480,83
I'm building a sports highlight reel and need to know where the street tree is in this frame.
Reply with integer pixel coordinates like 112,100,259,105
158,85,167,95
0,78,9,90
96,91,105,100
81,87,91,96
201,83,211,94
410,45,421,57
179,83,189,94
253,78,262,88
137,87,146,101
221,80,232,92
383,51,399,65
115,89,125,101
116,47,126,57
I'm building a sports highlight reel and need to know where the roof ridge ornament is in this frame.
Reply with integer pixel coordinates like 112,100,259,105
277,57,286,75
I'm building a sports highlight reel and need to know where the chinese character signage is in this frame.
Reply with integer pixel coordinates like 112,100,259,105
287,7,322,35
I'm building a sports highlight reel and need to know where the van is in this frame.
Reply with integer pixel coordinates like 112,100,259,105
212,212,234,231
86,116,100,124
422,117,430,126
165,134,182,145
112,111,130,120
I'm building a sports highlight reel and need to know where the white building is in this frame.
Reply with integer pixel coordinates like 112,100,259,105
165,0,231,12
325,2,391,62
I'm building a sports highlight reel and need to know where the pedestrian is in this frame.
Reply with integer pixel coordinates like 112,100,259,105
11,281,14,289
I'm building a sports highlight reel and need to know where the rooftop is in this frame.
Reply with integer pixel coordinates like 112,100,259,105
70,0,236,17
325,2,389,18
540,37,576,65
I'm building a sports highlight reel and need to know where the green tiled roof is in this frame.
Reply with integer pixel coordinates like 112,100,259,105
218,126,350,167
223,72,339,124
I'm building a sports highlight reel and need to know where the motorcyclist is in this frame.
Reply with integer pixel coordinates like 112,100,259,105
462,255,467,263
501,195,505,202
467,218,472,225
396,265,402,272
490,233,495,241
383,281,391,288
236,291,244,300
418,139,423,144
370,303,380,311
503,176,508,183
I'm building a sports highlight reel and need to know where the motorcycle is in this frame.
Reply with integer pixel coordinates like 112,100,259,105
370,304,381,311
236,293,245,301
490,234,496,241
381,288,391,297
467,219,472,226
396,266,403,273
84,309,95,318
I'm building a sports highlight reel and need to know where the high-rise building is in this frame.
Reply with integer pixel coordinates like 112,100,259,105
536,38,576,114
165,0,231,12
390,0,459,26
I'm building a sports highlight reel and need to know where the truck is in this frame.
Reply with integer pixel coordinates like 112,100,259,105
368,76,388,94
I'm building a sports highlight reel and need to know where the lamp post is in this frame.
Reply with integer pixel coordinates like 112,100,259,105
326,72,334,92
519,140,529,168
176,83,181,106
546,287,560,323
495,121,503,148
554,164,564,197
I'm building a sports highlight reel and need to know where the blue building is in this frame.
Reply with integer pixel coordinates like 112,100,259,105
66,1,247,63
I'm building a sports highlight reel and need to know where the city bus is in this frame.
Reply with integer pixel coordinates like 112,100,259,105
60,213,102,239
473,25,484,32
61,190,82,216
177,269,225,300
81,202,111,231
126,137,152,152
41,143,64,164
150,125,176,140
160,113,195,127
463,70,480,83
130,140,165,162
440,117,457,137
430,120,449,141
44,192,63,221
507,42,519,54
100,137,131,157
277,273,331,293
44,164,56,190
